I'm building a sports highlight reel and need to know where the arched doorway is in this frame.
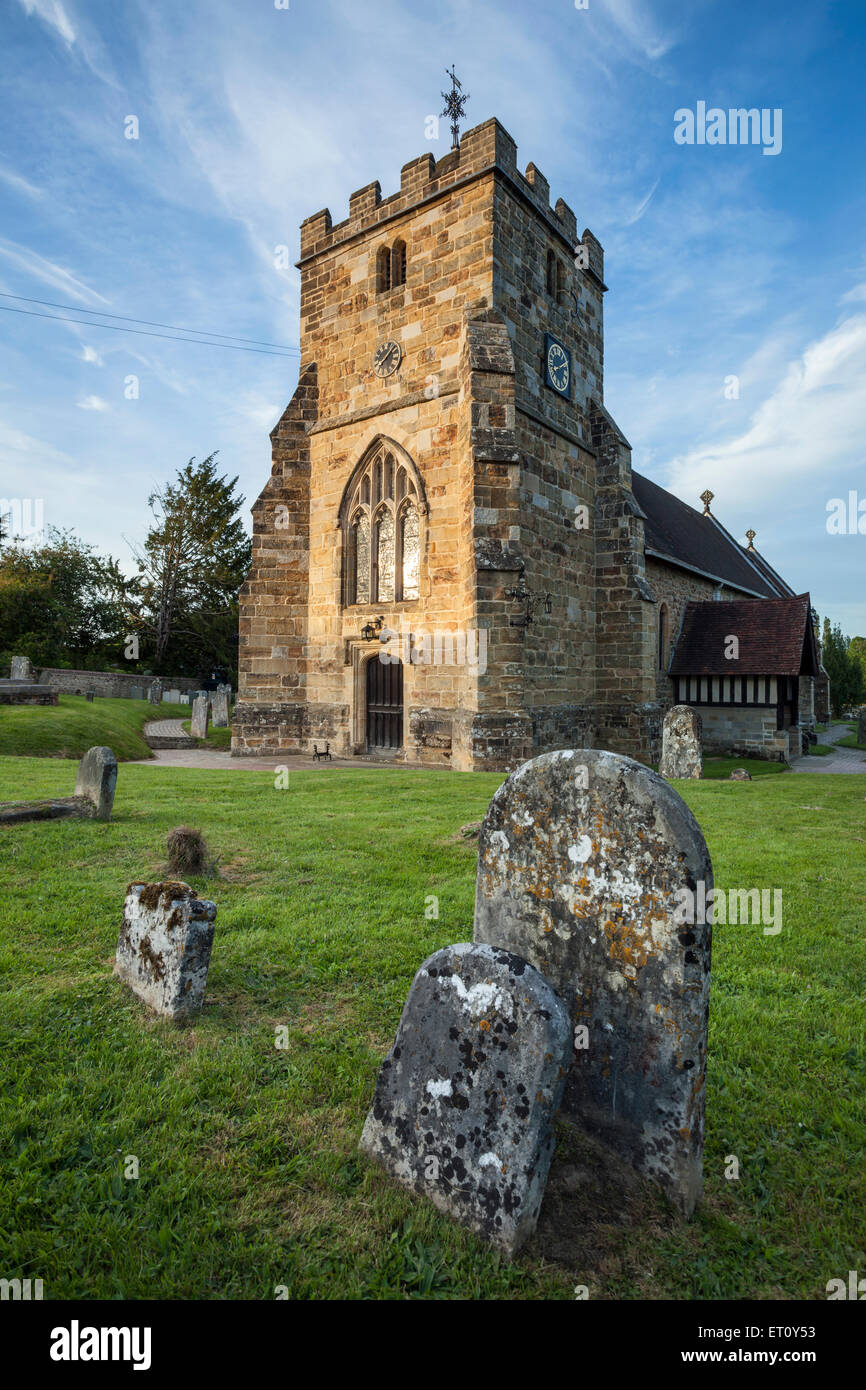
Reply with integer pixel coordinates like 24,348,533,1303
366,656,403,751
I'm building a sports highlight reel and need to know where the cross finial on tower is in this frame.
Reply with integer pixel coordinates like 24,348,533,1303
440,65,469,150
700,489,714,515
745,528,756,551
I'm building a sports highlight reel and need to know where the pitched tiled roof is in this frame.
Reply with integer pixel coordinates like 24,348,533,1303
669,594,818,676
631,471,791,598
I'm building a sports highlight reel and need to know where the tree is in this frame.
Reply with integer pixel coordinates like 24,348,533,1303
130,453,250,680
821,617,865,716
849,635,866,691
0,528,132,669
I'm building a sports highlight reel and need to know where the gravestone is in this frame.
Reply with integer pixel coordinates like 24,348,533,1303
858,710,866,745
85,692,94,703
148,679,163,705
130,686,144,701
211,690,229,727
10,655,34,681
729,768,752,781
73,745,118,821
115,881,217,1020
360,942,572,1256
179,693,190,705
659,704,703,780
474,748,713,1216
190,694,209,739
164,689,180,705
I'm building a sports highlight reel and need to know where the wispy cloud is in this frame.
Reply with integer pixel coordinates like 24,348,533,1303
77,394,110,411
664,291,866,510
0,164,44,200
80,345,103,365
17,0,75,47
0,240,110,305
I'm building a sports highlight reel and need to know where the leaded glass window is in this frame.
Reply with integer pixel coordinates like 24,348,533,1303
342,446,421,605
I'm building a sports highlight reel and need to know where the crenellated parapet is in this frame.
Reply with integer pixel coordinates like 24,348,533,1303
298,117,591,266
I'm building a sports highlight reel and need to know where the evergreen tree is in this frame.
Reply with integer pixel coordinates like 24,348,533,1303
130,453,250,680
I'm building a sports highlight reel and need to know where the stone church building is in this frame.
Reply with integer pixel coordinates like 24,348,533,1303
233,117,823,770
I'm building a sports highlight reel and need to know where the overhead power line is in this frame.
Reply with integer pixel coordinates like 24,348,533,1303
0,295,300,357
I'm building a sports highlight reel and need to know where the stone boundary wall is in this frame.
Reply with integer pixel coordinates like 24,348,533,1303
31,669,201,698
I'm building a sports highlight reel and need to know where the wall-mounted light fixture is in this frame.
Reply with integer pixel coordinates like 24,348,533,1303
361,616,385,642
504,574,553,628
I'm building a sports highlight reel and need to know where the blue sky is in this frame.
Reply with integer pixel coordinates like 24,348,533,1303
1,0,864,634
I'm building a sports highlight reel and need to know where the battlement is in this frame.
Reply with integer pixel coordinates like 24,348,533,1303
298,116,592,265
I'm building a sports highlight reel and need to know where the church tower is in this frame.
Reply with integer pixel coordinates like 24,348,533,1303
233,116,659,769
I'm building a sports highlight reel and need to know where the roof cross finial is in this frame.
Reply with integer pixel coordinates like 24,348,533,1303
700,489,714,515
440,65,469,150
745,528,756,551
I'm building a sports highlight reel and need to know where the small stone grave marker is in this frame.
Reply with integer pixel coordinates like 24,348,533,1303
659,704,703,780
190,694,210,739
115,881,217,1020
360,942,571,1256
211,690,230,727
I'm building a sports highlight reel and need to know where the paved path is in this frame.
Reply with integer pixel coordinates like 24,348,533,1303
142,718,195,750
131,745,429,772
791,722,866,774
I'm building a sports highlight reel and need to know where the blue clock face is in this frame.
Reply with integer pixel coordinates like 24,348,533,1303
545,335,571,397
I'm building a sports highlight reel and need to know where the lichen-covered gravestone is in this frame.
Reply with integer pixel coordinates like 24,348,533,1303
359,942,572,1256
10,655,34,681
659,704,703,780
115,882,217,1020
190,694,210,739
211,690,229,727
148,679,163,705
474,748,713,1216
73,745,118,821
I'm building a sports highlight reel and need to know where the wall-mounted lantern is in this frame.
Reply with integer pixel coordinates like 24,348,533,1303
361,616,385,642
504,574,553,628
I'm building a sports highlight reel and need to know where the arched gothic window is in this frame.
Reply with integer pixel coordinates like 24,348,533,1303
375,240,407,294
342,445,422,605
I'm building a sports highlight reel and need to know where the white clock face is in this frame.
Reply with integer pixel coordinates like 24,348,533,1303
547,341,570,394
373,340,402,377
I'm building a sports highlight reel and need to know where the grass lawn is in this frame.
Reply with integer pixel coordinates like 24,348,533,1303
0,693,188,763
0,757,864,1300
702,756,789,778
805,743,834,757
834,734,866,752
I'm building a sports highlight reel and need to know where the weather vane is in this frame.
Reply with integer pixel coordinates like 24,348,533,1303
440,65,469,150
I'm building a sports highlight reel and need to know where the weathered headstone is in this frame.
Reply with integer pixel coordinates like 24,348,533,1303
659,704,703,780
729,767,752,781
211,690,229,727
115,882,217,1020
179,693,190,705
360,942,572,1256
85,691,95,703
148,679,163,705
858,710,866,745
190,694,210,739
10,655,34,681
73,745,118,821
474,748,713,1216
130,686,144,701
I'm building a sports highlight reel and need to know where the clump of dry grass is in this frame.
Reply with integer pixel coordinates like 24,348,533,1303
166,825,211,877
